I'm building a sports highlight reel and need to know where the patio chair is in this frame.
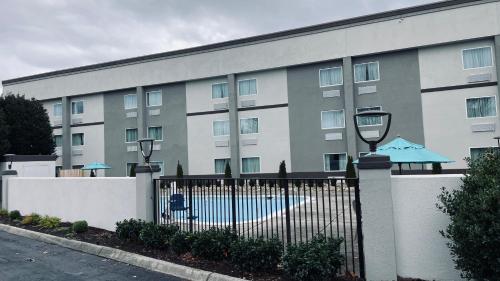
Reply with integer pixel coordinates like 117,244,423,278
170,194,188,211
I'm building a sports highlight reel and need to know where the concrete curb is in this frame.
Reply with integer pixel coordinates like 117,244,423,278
0,224,243,281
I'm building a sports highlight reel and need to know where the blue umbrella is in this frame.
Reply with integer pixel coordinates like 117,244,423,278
81,162,111,177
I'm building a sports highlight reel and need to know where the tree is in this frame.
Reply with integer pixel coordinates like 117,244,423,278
129,163,137,177
224,162,232,178
176,161,184,188
0,95,54,155
0,109,10,156
432,163,442,174
278,160,287,179
438,150,500,280
345,156,357,187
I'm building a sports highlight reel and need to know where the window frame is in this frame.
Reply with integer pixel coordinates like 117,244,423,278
321,109,345,130
147,126,163,141
469,146,497,161
241,156,261,174
356,106,383,127
323,152,348,172
53,103,63,118
150,161,165,176
237,78,258,96
465,96,497,119
239,117,260,135
71,133,84,147
358,152,370,158
214,158,231,174
319,66,344,88
353,61,380,83
54,135,63,147
212,120,230,137
146,90,162,107
71,100,84,115
126,162,138,177
124,128,138,143
211,82,229,100
461,46,494,70
124,94,138,110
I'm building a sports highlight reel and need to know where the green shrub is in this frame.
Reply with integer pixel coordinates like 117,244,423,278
139,223,178,248
230,237,282,273
345,156,357,187
0,209,8,217
191,228,236,261
438,150,500,280
170,231,196,255
115,219,146,241
283,235,344,281
9,210,21,221
30,213,41,225
21,216,33,225
72,220,89,233
38,216,61,228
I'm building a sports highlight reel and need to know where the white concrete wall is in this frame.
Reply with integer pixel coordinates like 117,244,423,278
4,1,499,99
6,177,136,231
421,86,499,169
391,175,465,280
186,76,228,113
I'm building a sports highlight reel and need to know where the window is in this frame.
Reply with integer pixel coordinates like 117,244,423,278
470,147,498,161
53,103,62,117
146,90,162,107
240,118,259,134
466,96,496,118
359,152,370,158
148,126,163,141
321,110,345,129
212,83,229,99
319,67,343,87
151,161,164,176
126,163,138,177
463,47,493,69
356,106,382,126
215,158,230,174
238,79,257,96
213,120,230,136
354,62,379,83
324,153,347,171
54,135,63,147
242,157,260,173
71,133,84,146
125,128,138,143
72,165,84,169
124,94,137,109
71,101,84,115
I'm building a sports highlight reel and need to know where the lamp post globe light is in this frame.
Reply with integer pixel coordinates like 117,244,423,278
4,154,15,170
353,110,392,168
137,138,154,165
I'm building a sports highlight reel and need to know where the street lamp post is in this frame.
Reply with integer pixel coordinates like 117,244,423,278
4,154,15,170
137,138,154,165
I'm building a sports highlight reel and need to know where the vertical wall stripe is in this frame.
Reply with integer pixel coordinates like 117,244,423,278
136,86,146,163
61,96,72,169
343,57,358,158
228,74,240,177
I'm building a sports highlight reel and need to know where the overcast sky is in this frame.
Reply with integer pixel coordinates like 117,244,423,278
0,0,436,92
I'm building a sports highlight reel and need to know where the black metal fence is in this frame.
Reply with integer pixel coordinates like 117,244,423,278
154,177,364,278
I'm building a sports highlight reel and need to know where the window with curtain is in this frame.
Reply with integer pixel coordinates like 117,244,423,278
319,67,343,87
466,96,496,118
324,153,347,171
470,147,499,161
71,101,84,114
354,62,379,83
53,103,62,117
321,110,345,129
213,120,230,136
72,133,84,146
124,94,137,109
356,106,382,126
148,126,163,141
125,128,138,143
463,47,493,69
242,157,260,173
126,163,138,177
212,83,229,99
54,135,62,147
240,118,259,134
150,161,164,176
238,79,257,96
146,90,162,107
214,159,230,174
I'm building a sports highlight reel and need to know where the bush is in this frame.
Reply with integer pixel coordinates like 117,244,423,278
30,213,41,225
9,210,21,221
139,223,178,248
0,209,8,217
21,216,33,225
170,231,196,255
345,156,357,187
438,150,500,280
283,235,344,281
191,228,236,261
115,219,146,241
72,220,89,233
230,237,282,273
38,216,61,228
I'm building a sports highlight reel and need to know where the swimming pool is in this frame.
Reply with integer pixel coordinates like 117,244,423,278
159,195,306,225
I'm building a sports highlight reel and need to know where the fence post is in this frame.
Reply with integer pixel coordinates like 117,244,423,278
283,178,292,246
1,170,18,210
188,179,193,233
354,180,365,280
135,165,161,223
358,155,397,281
231,179,237,232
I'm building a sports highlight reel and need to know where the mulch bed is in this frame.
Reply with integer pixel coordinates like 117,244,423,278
0,216,366,281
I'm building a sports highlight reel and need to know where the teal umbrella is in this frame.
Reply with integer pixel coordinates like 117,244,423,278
354,136,453,174
81,162,111,177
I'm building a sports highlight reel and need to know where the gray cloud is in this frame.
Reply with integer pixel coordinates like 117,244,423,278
0,0,435,92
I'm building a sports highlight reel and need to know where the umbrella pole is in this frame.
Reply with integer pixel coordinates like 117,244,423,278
398,163,402,175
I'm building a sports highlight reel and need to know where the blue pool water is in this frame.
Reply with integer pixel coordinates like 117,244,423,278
160,195,306,224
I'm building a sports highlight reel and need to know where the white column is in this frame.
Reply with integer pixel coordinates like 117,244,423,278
1,170,18,210
358,155,397,281
134,165,160,222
